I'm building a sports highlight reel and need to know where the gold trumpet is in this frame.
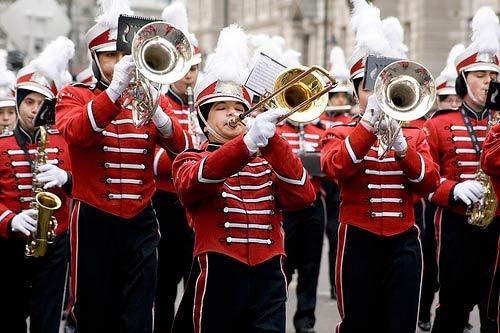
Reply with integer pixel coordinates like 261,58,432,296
374,60,436,158
228,65,336,127
123,22,193,127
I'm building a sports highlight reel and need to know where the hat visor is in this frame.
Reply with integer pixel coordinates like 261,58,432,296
197,95,250,109
437,87,457,96
191,54,202,65
16,83,54,99
464,63,500,73
0,100,15,108
95,43,117,53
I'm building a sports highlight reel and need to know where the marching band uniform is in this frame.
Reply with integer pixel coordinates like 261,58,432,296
152,3,200,332
424,7,500,333
55,2,188,332
171,25,315,333
276,120,325,332
418,43,464,331
321,3,440,332
0,37,74,333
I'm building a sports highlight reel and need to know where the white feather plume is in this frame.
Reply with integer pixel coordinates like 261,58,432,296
95,0,132,28
382,16,408,59
471,6,499,61
162,1,189,34
205,24,250,84
329,46,350,81
280,49,301,67
350,0,392,57
30,36,75,88
0,49,15,88
439,44,465,82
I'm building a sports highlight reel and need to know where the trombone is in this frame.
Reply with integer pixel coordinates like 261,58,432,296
228,65,336,127
373,60,436,158
123,22,194,127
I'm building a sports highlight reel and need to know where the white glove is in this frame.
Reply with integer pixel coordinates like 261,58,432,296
243,108,288,154
36,164,68,189
361,95,382,130
242,116,255,131
11,209,38,236
106,55,135,102
391,120,408,155
152,107,173,138
453,180,485,205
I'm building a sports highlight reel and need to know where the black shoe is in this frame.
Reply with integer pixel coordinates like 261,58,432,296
418,320,431,331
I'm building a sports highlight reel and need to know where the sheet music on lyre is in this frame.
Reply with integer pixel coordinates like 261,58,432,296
245,52,286,97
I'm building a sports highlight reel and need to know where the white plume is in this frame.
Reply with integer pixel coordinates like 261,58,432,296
439,44,465,82
30,36,75,89
205,24,250,84
382,16,408,59
350,0,391,57
96,0,132,27
162,1,189,34
470,6,499,61
0,49,15,88
329,46,350,81
280,49,301,67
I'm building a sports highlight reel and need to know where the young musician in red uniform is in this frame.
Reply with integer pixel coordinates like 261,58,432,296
55,2,188,332
171,25,315,333
0,37,74,333
424,7,500,333
321,2,439,332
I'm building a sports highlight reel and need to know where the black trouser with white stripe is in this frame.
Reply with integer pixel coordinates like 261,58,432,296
172,253,287,333
0,232,68,333
283,195,325,331
70,201,159,333
322,180,340,297
152,190,194,333
432,211,499,333
335,224,422,333
414,199,438,323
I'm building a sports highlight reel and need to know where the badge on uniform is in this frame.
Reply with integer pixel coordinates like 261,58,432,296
363,55,400,91
117,14,159,55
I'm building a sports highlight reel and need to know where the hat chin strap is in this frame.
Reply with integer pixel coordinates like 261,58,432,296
462,71,483,107
197,109,236,143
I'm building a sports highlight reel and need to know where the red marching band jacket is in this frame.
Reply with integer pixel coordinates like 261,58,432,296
154,90,192,193
0,127,71,238
423,106,499,216
276,121,325,194
172,135,316,266
481,122,500,208
320,112,353,129
56,84,188,218
321,121,440,236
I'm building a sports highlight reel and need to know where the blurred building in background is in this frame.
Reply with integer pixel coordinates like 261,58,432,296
0,0,498,78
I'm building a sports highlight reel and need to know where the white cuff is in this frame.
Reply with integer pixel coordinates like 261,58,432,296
152,107,173,138
106,88,120,103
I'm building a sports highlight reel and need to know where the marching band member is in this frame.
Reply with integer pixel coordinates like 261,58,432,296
152,2,201,332
321,46,353,129
0,37,74,333
0,52,17,133
171,25,315,333
55,1,188,332
274,49,325,333
321,1,439,332
321,45,353,302
417,43,465,331
423,7,500,333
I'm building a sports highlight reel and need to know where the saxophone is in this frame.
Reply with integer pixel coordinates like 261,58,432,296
25,126,62,257
186,86,201,149
467,112,499,229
